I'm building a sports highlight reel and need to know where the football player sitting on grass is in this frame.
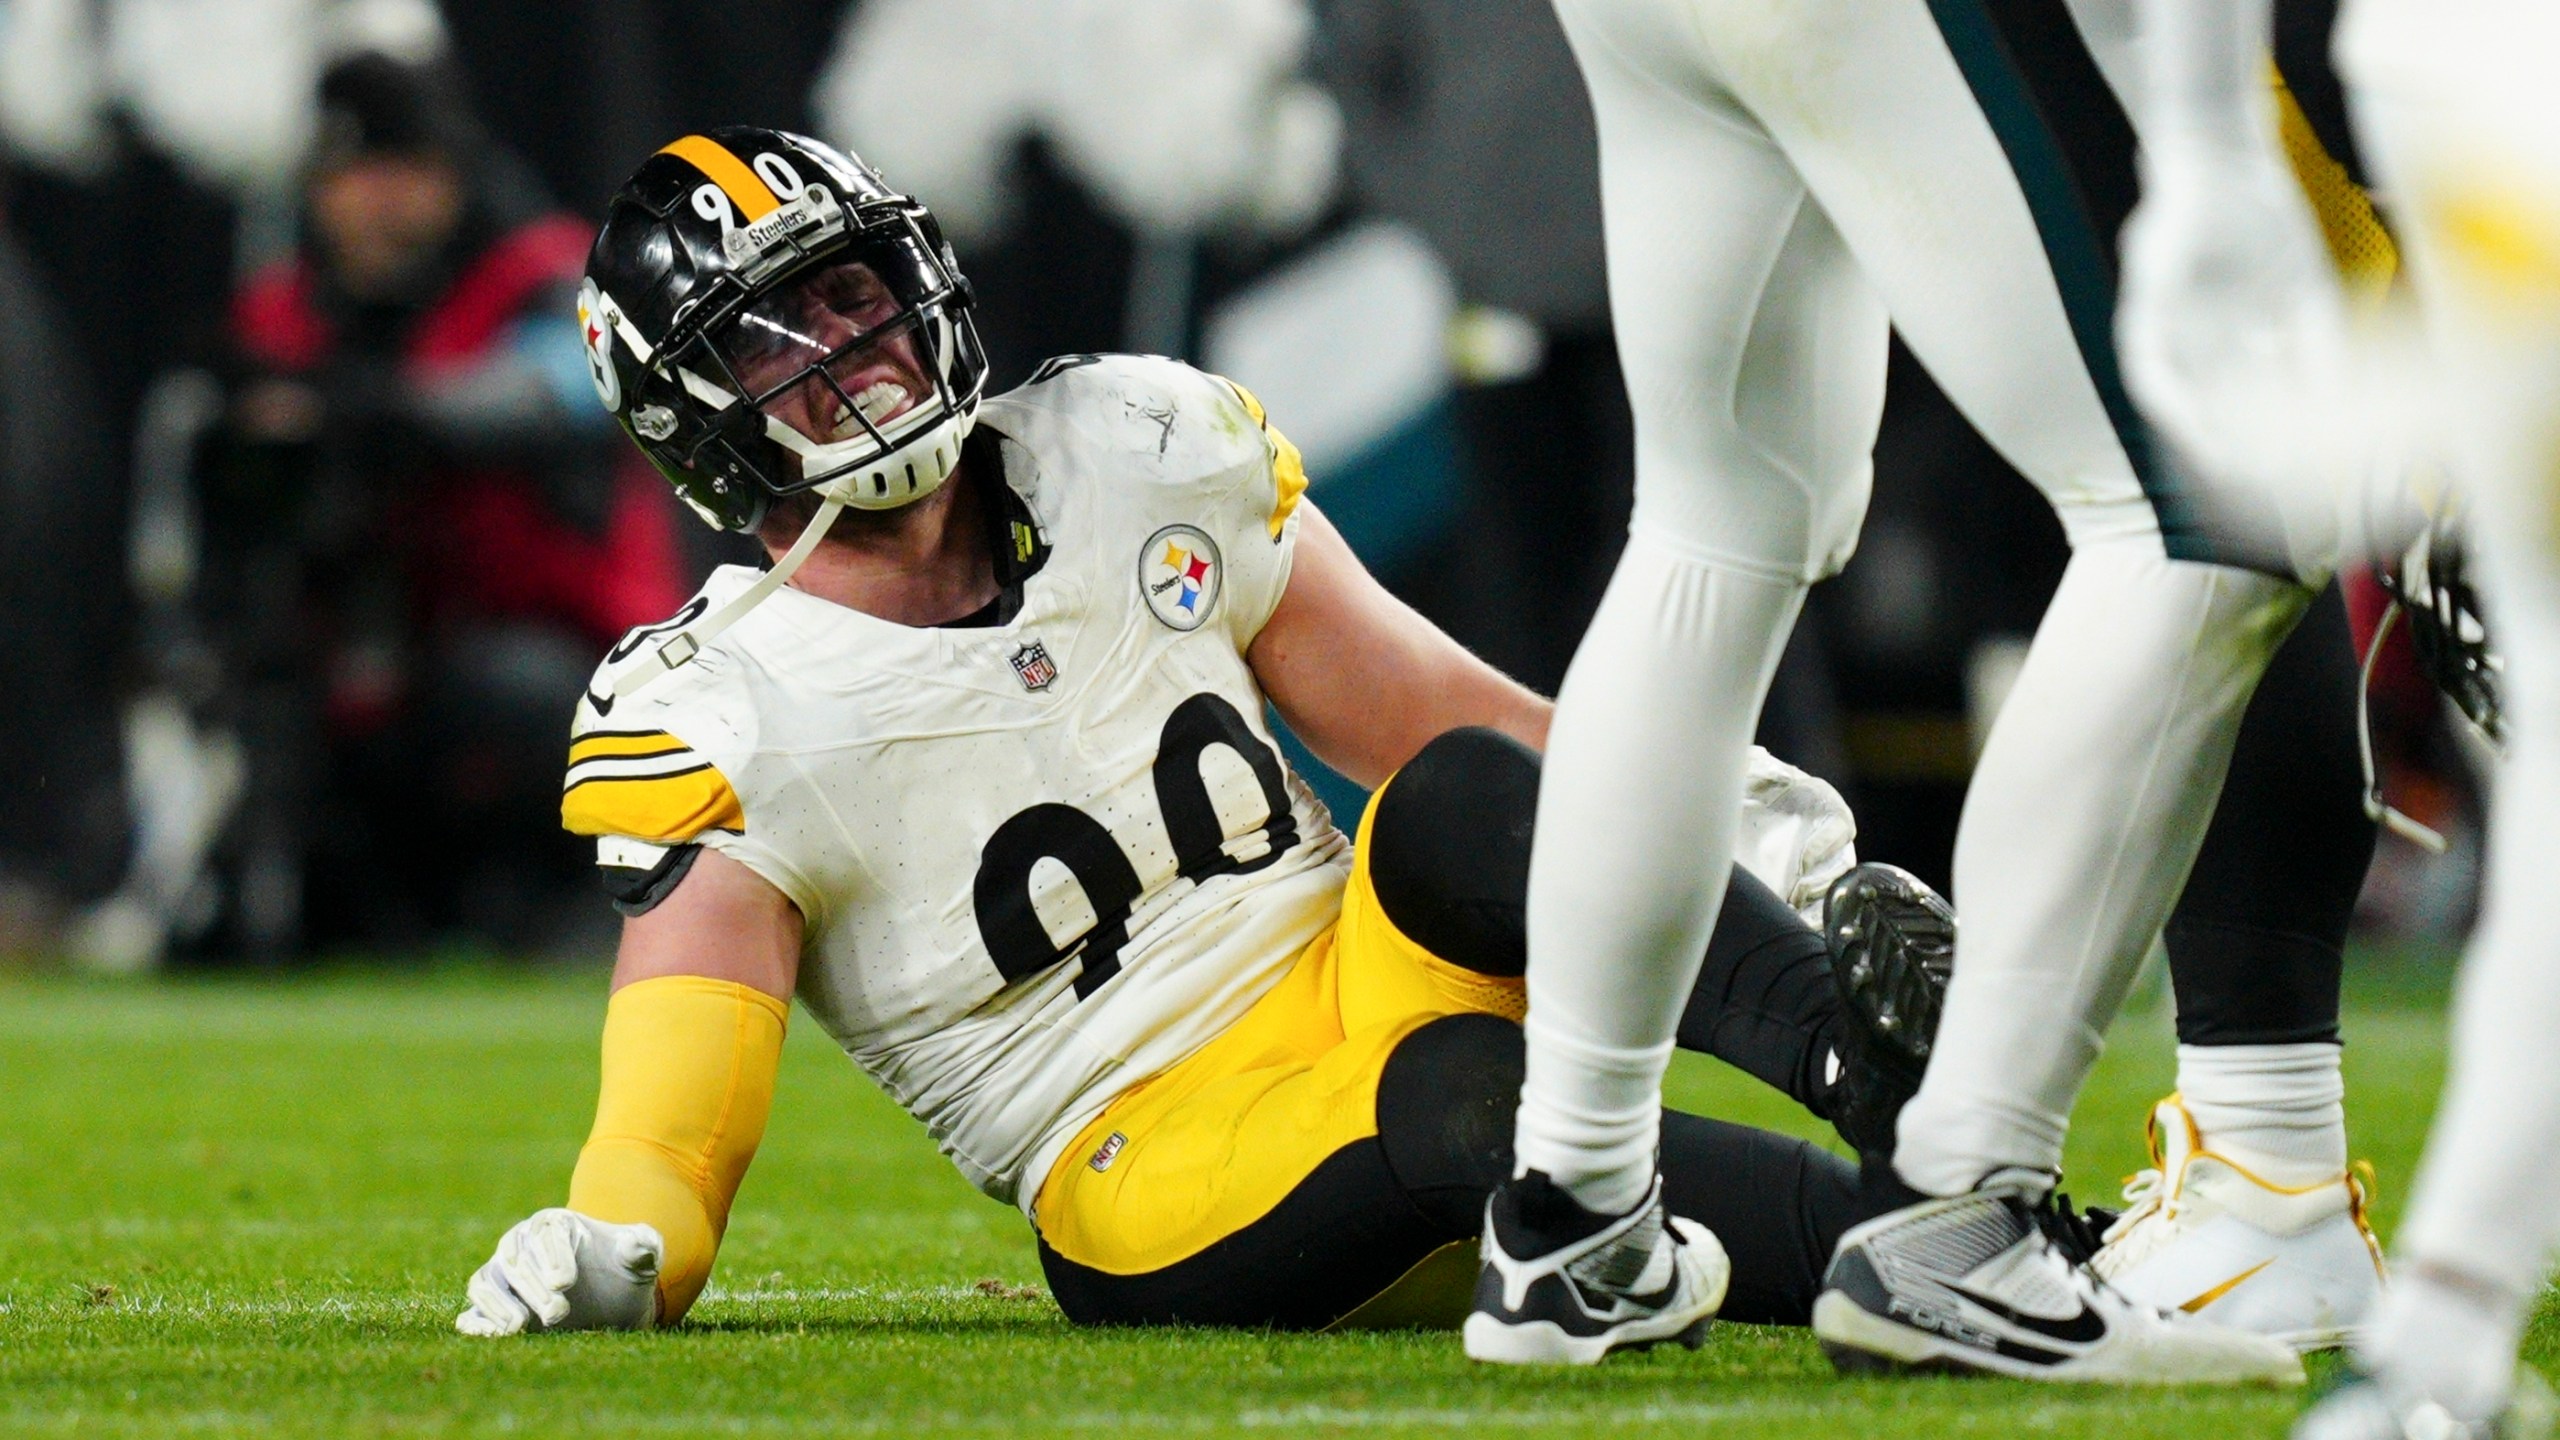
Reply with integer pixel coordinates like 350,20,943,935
455,129,1954,1355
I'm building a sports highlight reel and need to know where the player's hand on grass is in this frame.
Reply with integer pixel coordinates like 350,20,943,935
456,1208,663,1336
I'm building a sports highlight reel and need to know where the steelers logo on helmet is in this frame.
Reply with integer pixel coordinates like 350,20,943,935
577,278,623,412
1140,525,1223,631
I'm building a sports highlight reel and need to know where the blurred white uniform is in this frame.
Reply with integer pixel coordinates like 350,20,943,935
567,356,1347,1210
2120,0,2560,1419
1513,0,2313,1209
2326,0,2560,1417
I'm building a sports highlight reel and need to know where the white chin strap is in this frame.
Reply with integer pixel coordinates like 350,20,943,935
611,495,846,700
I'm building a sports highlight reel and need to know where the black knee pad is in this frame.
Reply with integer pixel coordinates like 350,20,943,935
1374,1012,1524,1237
1366,727,1541,978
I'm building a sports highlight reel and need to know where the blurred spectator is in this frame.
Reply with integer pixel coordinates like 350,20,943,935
197,50,686,956
813,0,1341,380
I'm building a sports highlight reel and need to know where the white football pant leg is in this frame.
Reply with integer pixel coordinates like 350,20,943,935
1899,554,2304,1191
1525,0,2310,1203
1516,0,1885,1214
1686,0,2315,1194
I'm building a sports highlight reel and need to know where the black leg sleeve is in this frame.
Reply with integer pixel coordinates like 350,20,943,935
1368,726,1842,1109
2165,582,2374,1046
1658,1111,1860,1327
1375,1014,1856,1330
1673,866,1840,1113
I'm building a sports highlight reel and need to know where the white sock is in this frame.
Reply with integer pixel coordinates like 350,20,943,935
2176,1042,2347,1187
2357,1269,2529,1427
1894,549,2306,1196
1513,530,1803,1219
1513,1017,1675,1217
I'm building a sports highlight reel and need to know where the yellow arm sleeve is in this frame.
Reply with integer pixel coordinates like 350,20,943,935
566,975,787,1324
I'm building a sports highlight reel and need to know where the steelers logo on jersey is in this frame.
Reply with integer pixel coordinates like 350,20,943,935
1140,524,1222,631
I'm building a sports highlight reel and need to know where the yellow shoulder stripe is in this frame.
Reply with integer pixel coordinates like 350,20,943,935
2271,67,2398,305
657,135,783,222
1229,379,1267,429
562,765,746,843
1221,378,1308,540
570,730,692,766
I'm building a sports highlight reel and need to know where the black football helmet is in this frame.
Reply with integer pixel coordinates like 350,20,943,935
2378,507,2504,747
578,128,987,532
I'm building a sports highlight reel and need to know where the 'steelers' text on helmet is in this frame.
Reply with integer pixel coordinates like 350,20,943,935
580,128,987,532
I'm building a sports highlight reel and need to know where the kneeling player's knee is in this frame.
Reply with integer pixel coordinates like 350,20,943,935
1374,1013,1523,1236
1367,729,1540,978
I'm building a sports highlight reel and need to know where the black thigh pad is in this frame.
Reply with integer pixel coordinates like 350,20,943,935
1374,1011,1525,1236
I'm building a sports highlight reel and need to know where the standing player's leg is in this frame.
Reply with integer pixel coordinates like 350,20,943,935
1657,0,2306,1379
2060,16,2396,1344
1477,0,1892,1365
1734,0,2308,1202
2094,584,2387,1349
1364,727,1934,1329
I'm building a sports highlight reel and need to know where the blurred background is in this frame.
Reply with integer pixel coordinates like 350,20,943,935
0,0,2484,971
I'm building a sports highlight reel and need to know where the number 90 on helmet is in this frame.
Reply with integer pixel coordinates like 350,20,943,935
580,127,988,533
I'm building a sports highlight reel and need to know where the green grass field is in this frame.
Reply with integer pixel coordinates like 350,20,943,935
4,954,2550,1438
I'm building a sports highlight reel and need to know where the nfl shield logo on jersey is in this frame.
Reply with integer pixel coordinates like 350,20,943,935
1009,640,1060,692
1140,524,1223,631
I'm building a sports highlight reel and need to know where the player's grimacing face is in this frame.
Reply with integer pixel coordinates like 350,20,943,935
719,260,931,452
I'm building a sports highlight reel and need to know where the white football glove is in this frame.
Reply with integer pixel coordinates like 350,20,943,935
1734,746,1857,928
455,1208,663,1337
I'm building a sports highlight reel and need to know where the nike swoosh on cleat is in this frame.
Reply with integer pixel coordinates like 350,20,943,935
1944,1282,2109,1344
2178,1259,2274,1314
1567,1277,1680,1321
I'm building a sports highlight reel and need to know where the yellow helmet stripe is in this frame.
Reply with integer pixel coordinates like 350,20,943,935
657,135,784,222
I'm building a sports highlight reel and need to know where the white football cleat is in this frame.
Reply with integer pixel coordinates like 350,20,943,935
1464,1171,1729,1365
2091,1095,2386,1352
1813,1182,2306,1385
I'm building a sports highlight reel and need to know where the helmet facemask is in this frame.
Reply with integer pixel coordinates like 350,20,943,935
670,213,985,514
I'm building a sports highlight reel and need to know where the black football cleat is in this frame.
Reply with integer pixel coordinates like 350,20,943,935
1819,862,1956,1156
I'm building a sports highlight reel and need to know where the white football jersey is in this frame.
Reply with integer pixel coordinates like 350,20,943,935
564,355,1348,1211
